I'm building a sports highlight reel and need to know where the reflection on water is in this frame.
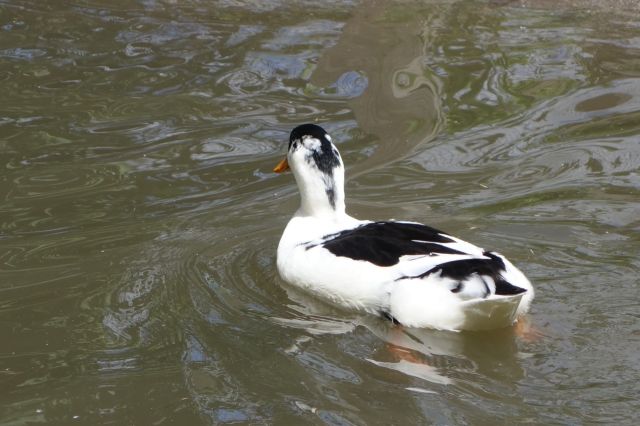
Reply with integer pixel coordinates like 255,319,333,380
1,0,640,424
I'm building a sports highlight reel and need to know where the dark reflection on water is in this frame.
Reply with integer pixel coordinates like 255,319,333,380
1,0,640,424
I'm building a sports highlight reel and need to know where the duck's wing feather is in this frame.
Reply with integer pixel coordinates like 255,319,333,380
307,221,526,297
309,221,463,267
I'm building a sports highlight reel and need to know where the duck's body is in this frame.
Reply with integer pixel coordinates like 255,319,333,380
274,124,533,331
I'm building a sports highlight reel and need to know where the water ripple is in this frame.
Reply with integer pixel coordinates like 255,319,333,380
3,1,640,424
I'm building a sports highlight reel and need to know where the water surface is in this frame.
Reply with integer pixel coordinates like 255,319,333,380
1,0,639,424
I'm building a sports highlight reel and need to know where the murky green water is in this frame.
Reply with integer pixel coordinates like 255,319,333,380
2,0,639,424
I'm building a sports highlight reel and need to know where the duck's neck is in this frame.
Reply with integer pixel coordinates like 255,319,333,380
295,167,346,219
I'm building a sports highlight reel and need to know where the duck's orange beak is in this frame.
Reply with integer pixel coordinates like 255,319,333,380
273,157,290,173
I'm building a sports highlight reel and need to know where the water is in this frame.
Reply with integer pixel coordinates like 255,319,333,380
1,0,639,424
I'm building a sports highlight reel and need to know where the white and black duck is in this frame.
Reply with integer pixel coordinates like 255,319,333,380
274,124,533,331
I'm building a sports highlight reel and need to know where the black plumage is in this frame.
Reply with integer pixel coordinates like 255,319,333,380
408,251,527,296
308,221,526,296
307,221,463,267
289,123,327,151
289,124,341,177
290,123,341,208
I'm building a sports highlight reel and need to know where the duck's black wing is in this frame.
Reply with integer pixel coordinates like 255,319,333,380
309,221,461,267
307,221,526,297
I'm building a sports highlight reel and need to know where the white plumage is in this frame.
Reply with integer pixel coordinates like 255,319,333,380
274,124,533,331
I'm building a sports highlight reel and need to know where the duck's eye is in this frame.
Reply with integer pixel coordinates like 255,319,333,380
292,141,298,150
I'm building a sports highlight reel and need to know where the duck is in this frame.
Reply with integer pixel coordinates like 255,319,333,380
273,123,534,331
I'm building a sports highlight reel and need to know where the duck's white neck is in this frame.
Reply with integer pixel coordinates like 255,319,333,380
284,126,348,219
293,163,346,218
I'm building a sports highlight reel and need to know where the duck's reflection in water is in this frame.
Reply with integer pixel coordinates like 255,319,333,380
276,283,528,391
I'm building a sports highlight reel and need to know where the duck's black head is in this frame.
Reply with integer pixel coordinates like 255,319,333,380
289,123,330,148
288,123,341,177
284,123,344,211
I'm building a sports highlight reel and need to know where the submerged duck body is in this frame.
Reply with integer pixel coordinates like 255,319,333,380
274,124,533,331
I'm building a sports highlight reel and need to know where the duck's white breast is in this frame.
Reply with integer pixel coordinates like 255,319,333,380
277,215,392,313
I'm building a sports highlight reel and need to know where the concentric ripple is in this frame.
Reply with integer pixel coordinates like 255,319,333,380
2,0,640,424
